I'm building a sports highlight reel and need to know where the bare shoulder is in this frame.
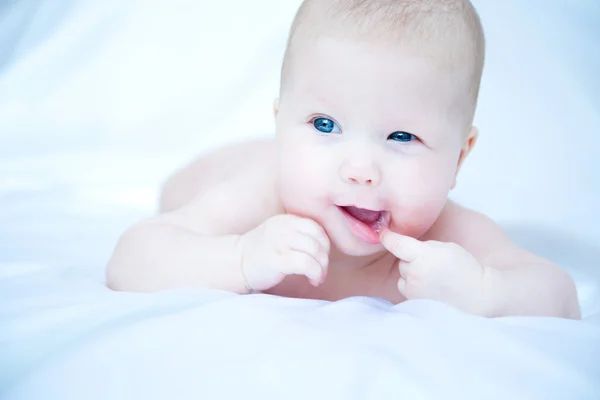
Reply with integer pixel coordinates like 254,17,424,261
158,138,283,235
423,200,522,264
160,139,277,212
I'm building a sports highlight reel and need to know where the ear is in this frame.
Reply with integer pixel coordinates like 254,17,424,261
451,126,478,190
273,98,280,118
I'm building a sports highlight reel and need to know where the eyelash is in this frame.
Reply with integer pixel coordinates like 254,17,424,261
387,131,418,143
310,116,341,135
309,115,419,143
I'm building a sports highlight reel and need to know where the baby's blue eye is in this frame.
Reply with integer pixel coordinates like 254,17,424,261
313,117,341,134
388,131,416,143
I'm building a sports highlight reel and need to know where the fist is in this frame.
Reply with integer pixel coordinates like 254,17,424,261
380,229,487,315
239,214,330,292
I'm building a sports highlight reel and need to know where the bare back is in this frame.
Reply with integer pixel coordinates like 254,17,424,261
159,139,284,236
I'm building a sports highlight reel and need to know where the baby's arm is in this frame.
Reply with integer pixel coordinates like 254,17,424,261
429,202,581,319
106,140,328,293
107,182,257,293
106,141,277,292
108,185,329,293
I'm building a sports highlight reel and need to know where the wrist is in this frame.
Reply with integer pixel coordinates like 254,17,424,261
234,234,254,294
479,264,501,317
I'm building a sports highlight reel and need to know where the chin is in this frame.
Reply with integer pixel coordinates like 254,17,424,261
328,231,385,257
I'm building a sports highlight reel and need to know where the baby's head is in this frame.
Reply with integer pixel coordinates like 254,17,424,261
274,0,485,256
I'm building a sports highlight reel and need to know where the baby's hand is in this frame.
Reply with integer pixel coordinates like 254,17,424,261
380,229,488,315
238,215,330,292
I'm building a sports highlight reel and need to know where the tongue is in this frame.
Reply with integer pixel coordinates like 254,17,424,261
344,206,381,225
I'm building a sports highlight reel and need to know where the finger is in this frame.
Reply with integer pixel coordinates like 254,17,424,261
288,216,331,253
288,235,321,259
288,234,329,272
281,250,324,286
425,240,445,248
397,277,407,297
379,229,424,262
398,260,410,280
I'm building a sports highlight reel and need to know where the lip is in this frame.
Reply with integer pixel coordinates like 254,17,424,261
337,203,386,212
337,205,390,244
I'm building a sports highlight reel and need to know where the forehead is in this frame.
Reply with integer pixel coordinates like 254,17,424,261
285,36,467,124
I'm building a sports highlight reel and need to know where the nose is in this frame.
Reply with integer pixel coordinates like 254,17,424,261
339,157,381,187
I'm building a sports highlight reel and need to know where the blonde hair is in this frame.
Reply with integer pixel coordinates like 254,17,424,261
280,0,485,122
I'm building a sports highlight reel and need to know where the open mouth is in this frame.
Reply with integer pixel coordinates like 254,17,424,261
338,205,390,244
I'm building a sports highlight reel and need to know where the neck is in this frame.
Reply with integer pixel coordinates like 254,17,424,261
329,244,377,266
327,244,396,278
267,242,399,302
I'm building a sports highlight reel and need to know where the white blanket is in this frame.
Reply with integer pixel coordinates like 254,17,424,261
1,0,600,398
1,266,599,400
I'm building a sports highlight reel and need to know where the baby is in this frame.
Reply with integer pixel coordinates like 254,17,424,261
107,0,580,319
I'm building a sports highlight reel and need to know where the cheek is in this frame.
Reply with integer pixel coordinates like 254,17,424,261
390,197,447,238
276,133,331,214
386,157,456,237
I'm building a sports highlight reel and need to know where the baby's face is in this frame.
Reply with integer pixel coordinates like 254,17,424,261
275,36,474,256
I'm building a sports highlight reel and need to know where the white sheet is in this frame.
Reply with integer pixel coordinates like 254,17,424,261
1,0,599,398
1,267,600,400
